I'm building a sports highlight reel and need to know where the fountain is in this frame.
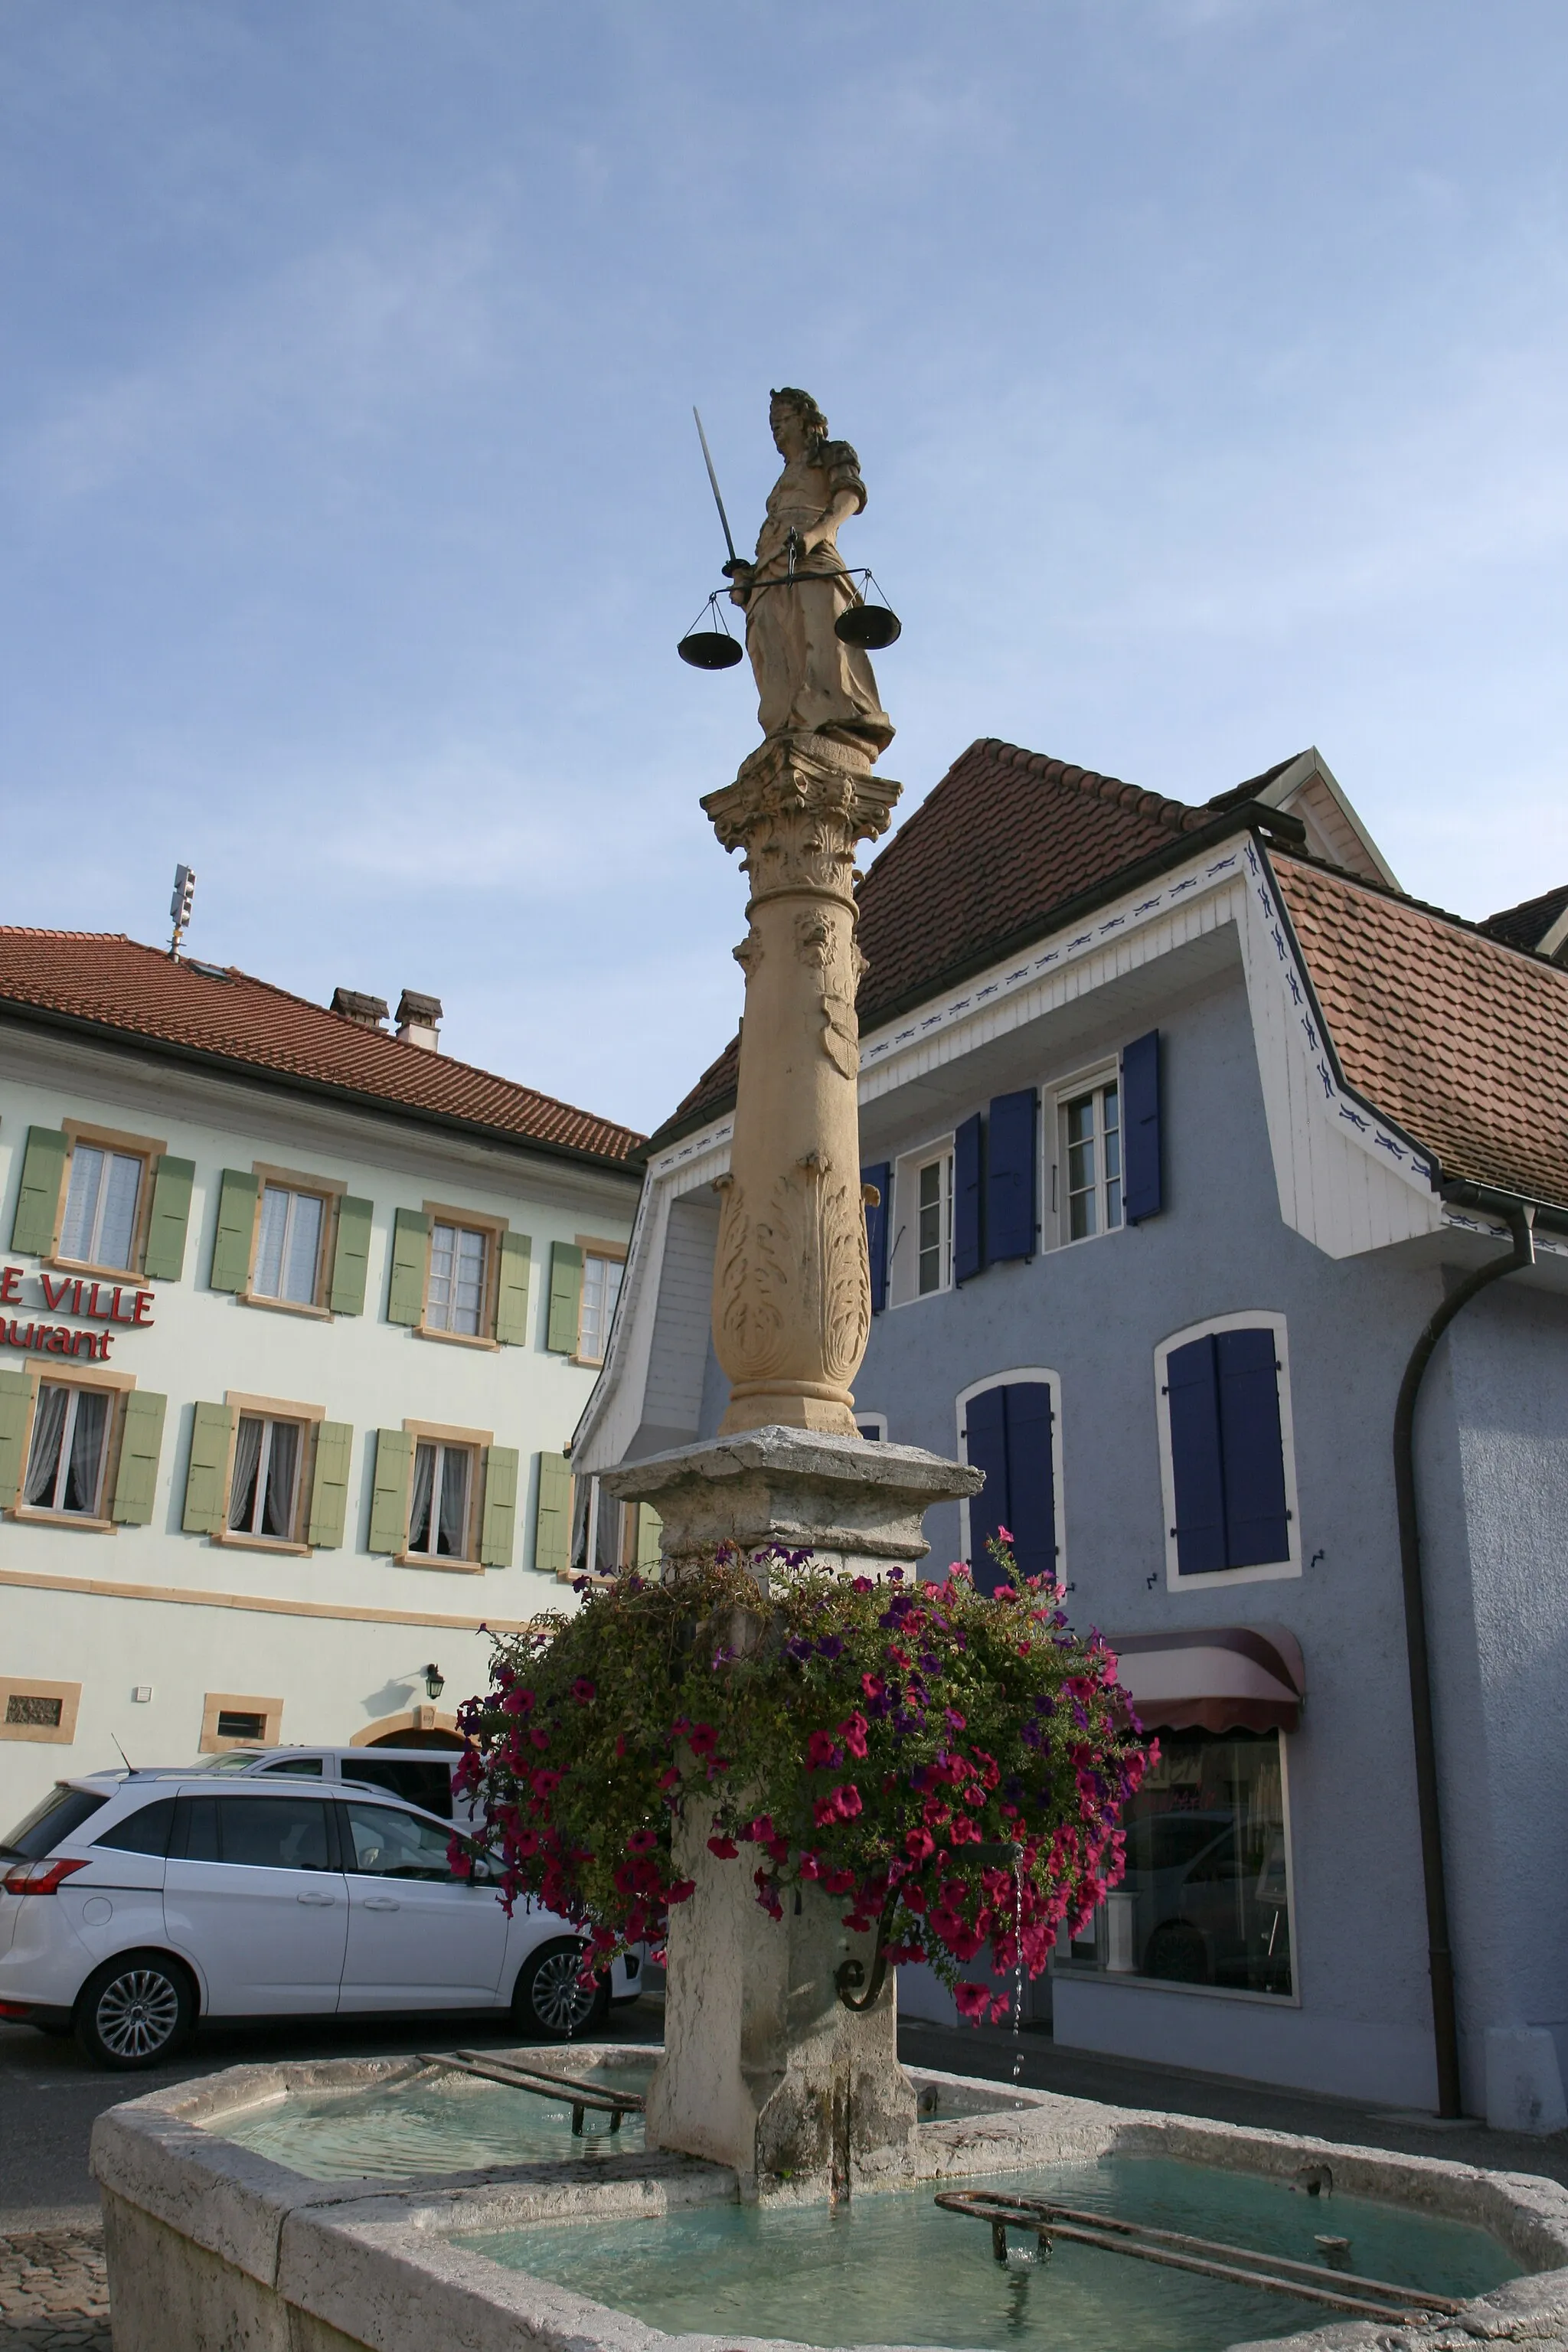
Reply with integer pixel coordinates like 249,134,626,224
90,389,1568,2351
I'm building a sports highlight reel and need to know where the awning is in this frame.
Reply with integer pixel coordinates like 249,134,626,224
1109,1625,1305,1736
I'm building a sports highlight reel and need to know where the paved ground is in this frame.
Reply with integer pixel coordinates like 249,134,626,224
8,1999,1568,2346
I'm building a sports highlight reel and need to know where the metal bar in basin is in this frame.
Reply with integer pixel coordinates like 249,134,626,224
454,2052,645,2112
419,2053,637,2123
933,2194,1462,2322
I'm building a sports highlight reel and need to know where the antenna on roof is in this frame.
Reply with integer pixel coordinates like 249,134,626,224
168,864,196,959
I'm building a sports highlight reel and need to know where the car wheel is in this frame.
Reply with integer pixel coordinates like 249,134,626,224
1142,1919,1209,1984
511,1938,610,2040
74,1952,194,2069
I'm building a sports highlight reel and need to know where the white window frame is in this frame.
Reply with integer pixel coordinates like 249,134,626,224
1154,1310,1302,1592
854,1411,888,1441
21,1382,114,1519
227,1412,308,1545
954,1367,1067,1585
1048,1059,1124,1250
407,1437,478,1563
250,1184,328,1307
578,1249,626,1367
888,1134,954,1307
426,1222,490,1338
58,1143,145,1272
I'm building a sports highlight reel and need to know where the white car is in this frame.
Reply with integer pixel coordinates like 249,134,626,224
104,1744,483,1828
0,1773,640,2069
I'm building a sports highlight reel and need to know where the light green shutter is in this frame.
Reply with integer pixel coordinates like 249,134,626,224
182,1401,234,1534
328,1197,374,1315
11,1128,67,1256
368,1428,412,1554
208,1171,258,1293
0,1370,34,1506
110,1391,167,1524
479,1445,519,1567
494,1230,532,1345
142,1157,195,1282
307,1420,353,1548
546,1243,583,1354
635,1502,663,1570
533,1451,572,1574
386,1209,430,1326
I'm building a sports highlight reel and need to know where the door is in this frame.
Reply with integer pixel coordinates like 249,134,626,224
162,1792,348,2013
337,1799,511,2009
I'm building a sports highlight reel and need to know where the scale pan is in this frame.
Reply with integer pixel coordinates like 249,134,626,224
835,605,902,650
678,631,744,670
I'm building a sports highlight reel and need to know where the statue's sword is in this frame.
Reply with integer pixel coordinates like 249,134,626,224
693,407,740,572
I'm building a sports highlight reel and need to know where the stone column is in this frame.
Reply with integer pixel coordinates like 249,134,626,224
701,731,899,1438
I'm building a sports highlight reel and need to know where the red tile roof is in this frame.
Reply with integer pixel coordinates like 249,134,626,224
1272,860,1568,1210
1478,882,1568,961
0,929,645,1171
658,738,1250,1145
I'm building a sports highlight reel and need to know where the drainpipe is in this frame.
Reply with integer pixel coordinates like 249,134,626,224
1393,1202,1534,2118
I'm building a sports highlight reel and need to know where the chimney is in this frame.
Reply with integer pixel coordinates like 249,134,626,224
331,988,389,1031
395,988,443,1051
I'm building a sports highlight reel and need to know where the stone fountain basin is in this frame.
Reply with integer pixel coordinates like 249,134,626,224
91,2043,1568,2352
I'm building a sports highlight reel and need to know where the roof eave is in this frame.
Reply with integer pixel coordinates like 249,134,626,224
0,995,648,1180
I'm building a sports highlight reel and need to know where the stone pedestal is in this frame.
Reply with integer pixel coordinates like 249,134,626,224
601,1424,980,2195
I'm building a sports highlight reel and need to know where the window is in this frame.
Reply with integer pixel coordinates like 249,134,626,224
958,1372,1063,1593
227,1414,304,1543
2,1785,106,1854
578,1250,624,1364
890,1139,954,1305
408,1440,474,1560
343,1800,458,1881
23,1384,111,1517
0,1677,83,1746
252,1185,326,1305
199,1691,283,1753
58,1143,143,1270
94,1798,178,1856
188,1795,334,1871
1061,1078,1122,1241
1059,1730,1293,1998
426,1223,488,1337
1156,1314,1299,1587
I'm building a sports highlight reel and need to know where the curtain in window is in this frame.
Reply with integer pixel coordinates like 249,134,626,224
229,1416,264,1530
63,1390,108,1513
409,1441,436,1551
60,1145,142,1267
283,1196,322,1302
59,1149,104,1263
260,1420,299,1537
452,1231,485,1334
253,1189,289,1297
24,1386,69,1505
436,1446,469,1555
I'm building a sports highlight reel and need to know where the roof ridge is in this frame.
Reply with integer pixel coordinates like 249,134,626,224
0,926,134,943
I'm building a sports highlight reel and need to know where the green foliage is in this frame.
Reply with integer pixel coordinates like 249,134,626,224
456,1544,1154,2021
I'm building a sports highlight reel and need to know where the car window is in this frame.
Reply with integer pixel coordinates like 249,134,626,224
2,1786,108,1859
1132,1817,1233,1874
344,1802,456,1882
211,1795,334,1872
343,1760,453,1818
94,1798,178,1857
260,1756,323,1777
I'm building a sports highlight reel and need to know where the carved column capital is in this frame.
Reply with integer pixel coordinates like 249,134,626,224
701,733,900,909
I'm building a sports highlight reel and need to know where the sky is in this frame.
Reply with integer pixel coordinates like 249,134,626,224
2,3,1565,1135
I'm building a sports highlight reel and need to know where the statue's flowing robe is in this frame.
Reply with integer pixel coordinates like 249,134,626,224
735,439,894,756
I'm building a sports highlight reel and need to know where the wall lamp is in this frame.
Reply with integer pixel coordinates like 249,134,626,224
423,1663,446,1702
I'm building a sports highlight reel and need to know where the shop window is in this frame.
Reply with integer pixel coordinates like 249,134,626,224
1156,1313,1299,1586
426,1223,489,1337
227,1414,305,1543
23,1383,112,1517
1060,1729,1293,1998
252,1185,328,1306
577,1250,625,1365
407,1439,476,1560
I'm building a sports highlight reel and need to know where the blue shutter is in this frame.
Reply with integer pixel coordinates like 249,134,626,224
1215,1328,1290,1566
953,1113,983,1285
1003,1381,1056,1584
985,1091,1037,1263
1122,1030,1163,1223
1166,1335,1228,1575
861,1162,890,1315
963,1383,1010,1594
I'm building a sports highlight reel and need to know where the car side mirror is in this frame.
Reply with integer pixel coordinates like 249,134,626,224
469,1856,494,1886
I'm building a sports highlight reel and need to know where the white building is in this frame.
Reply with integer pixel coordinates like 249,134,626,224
0,929,643,1823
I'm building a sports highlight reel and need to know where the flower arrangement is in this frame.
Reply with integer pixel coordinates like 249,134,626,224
453,1540,1155,2023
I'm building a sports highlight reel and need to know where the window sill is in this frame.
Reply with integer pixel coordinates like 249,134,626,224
570,1354,606,1370
1051,1963,1298,2009
889,1289,952,1310
44,1256,145,1286
8,1508,116,1534
394,1552,485,1575
413,1325,499,1353
237,1292,333,1322
211,1531,314,1558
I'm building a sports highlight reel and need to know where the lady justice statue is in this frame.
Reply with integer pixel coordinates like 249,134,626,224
726,387,894,760
697,390,902,1438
